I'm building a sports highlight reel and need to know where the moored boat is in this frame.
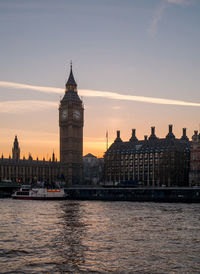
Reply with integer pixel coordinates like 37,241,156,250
12,187,66,200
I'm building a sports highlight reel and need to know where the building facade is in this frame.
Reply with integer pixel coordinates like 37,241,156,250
0,65,84,185
83,153,104,185
0,136,61,184
104,125,190,187
189,131,200,186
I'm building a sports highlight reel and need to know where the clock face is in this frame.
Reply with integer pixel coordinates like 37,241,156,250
61,109,68,120
73,109,80,120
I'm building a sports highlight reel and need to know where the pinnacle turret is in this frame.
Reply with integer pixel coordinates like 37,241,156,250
12,135,20,160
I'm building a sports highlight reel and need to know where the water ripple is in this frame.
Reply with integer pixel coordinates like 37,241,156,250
0,200,200,273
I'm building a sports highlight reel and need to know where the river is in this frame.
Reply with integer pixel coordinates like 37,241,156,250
0,199,200,273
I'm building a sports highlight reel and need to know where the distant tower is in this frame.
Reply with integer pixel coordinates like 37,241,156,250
12,135,20,160
52,151,55,162
59,63,84,185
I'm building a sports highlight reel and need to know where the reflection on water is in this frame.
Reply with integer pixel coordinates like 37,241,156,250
53,202,87,273
0,199,200,273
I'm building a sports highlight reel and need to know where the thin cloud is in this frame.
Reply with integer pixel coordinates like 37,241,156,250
112,106,122,110
0,81,63,94
80,89,200,107
0,100,57,114
148,1,166,36
167,0,193,4
0,81,200,108
0,127,58,137
148,0,194,36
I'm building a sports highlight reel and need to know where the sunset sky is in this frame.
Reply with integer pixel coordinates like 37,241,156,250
0,0,200,159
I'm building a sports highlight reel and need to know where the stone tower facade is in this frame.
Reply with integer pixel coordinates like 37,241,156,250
12,136,20,160
59,64,84,185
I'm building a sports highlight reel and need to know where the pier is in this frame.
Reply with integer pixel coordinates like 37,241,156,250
1,183,200,202
0,182,21,198
64,186,200,203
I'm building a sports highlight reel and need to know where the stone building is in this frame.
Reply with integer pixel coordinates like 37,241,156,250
104,125,190,187
189,130,200,186
0,136,61,184
59,63,84,185
0,64,84,185
83,153,104,185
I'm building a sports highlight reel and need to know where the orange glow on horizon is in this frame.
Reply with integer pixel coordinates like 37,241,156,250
0,124,198,160
0,131,107,160
0,141,105,160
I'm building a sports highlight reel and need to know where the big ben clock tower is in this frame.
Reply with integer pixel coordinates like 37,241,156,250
59,63,84,185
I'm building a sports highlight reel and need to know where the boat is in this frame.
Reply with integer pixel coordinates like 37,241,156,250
12,187,66,200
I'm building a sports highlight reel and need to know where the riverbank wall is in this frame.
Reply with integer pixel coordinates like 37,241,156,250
64,187,200,203
0,183,20,198
1,183,200,202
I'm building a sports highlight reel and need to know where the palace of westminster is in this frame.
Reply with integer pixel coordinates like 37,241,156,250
0,66,200,186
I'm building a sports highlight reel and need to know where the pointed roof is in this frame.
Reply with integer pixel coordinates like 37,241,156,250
61,62,81,103
84,153,97,158
65,62,77,88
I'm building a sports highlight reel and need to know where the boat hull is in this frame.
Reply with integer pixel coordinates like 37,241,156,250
12,196,66,200
12,188,66,200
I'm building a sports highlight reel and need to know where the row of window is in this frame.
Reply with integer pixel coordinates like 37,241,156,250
106,175,156,181
107,153,161,160
106,151,189,161
0,166,60,174
107,159,159,166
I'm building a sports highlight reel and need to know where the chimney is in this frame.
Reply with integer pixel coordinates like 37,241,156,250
144,135,148,141
181,128,189,141
151,126,155,135
192,130,198,142
166,124,175,139
115,130,122,142
129,128,138,142
149,126,157,141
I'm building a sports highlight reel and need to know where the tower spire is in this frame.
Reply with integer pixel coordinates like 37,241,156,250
65,61,77,91
12,135,20,160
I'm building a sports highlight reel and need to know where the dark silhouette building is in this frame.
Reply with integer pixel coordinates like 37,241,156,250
0,64,84,185
0,136,60,184
104,125,190,187
12,135,20,160
83,153,104,185
59,63,84,185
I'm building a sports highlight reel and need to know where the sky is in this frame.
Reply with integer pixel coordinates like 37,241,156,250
0,0,199,159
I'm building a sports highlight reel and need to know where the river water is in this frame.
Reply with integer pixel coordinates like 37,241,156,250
0,199,200,273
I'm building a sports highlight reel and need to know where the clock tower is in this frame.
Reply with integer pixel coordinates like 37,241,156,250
59,63,84,185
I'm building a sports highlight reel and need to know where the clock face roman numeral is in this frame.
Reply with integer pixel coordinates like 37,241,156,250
73,110,80,120
61,109,82,121
62,109,68,120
